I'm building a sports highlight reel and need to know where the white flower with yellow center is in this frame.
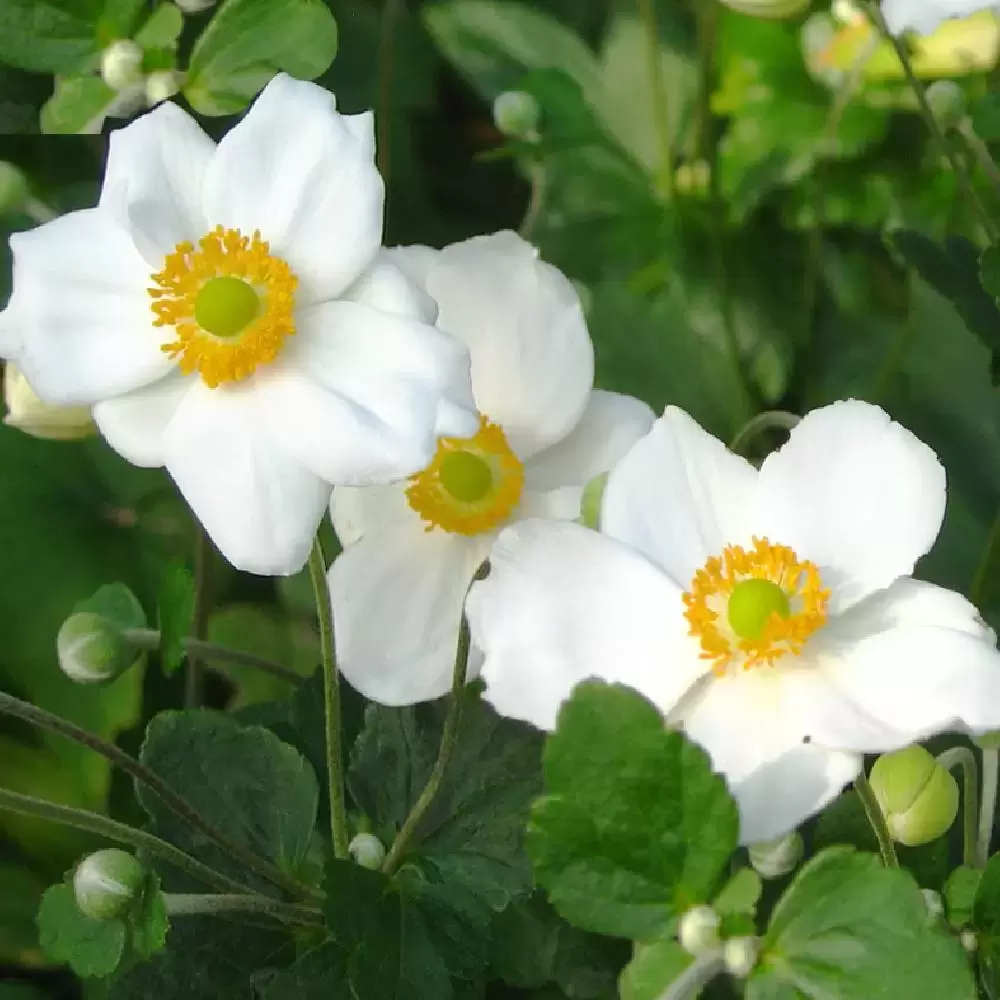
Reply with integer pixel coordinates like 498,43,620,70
0,74,477,575
328,231,655,705
467,401,1000,843
882,0,999,34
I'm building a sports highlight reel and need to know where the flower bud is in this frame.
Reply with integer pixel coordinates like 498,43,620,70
868,746,959,847
718,0,811,19
925,80,967,131
723,936,760,978
4,364,95,441
678,905,720,956
57,612,136,684
962,929,978,953
748,831,803,879
175,0,217,12
580,472,608,530
145,70,183,107
73,849,145,920
349,832,386,870
0,162,29,215
100,40,144,93
492,91,541,141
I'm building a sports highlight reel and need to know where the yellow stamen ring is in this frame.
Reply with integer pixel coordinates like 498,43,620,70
406,416,524,535
149,226,297,388
682,537,830,675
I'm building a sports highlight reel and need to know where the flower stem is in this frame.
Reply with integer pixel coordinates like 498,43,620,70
979,748,999,867
163,892,322,927
854,769,899,867
728,411,800,456
519,161,547,241
937,747,979,868
0,691,317,901
123,629,303,686
636,0,674,197
381,562,489,876
185,526,213,709
0,786,252,896
308,537,349,861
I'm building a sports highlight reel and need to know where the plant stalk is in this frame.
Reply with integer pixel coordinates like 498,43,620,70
979,748,999,867
855,769,899,867
163,892,322,927
937,746,979,868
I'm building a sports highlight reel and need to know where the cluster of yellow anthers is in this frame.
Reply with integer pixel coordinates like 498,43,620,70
406,416,524,536
149,226,297,388
683,537,830,675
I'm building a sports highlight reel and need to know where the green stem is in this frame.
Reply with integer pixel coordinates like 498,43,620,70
855,770,899,867
123,629,303,686
382,562,489,876
867,3,999,241
0,691,317,901
519,161,546,241
185,527,213,709
0,786,252,896
308,538,349,860
728,411,800,456
979,748,999,867
937,747,979,868
377,0,405,183
636,0,674,197
163,892,322,927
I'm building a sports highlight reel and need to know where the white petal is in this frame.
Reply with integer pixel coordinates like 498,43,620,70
6,210,174,405
99,101,214,264
516,486,585,522
201,75,383,302
732,745,862,845
882,0,998,34
467,519,706,731
330,482,417,546
752,401,945,613
329,527,490,705
523,389,656,491
601,407,756,587
423,232,594,458
345,253,438,323
162,381,331,575
92,373,193,467
385,244,439,293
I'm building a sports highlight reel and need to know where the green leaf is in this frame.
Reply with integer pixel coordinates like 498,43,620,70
37,883,126,978
137,711,318,887
183,0,338,115
74,582,146,633
133,3,184,49
746,847,976,1000
945,866,982,929
713,868,762,916
40,75,119,135
971,92,1000,141
128,873,169,961
260,939,350,999
0,863,45,965
973,853,1000,995
529,682,739,941
0,0,104,73
155,563,194,677
619,935,693,1000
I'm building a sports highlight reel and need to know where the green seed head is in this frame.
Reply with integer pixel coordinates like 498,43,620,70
194,276,260,338
439,451,493,503
727,579,791,641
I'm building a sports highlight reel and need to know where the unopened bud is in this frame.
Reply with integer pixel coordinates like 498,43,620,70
580,472,608,530
349,832,386,870
4,365,94,441
73,850,145,920
718,0,810,18
100,40,144,93
748,831,803,879
0,163,29,214
57,612,135,684
492,91,541,141
175,0,217,12
678,905,720,956
868,746,959,847
145,70,183,107
723,936,760,978
926,81,967,132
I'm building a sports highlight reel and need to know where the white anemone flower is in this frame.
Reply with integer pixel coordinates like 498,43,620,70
328,231,655,706
882,0,1000,34
0,73,478,575
467,401,1000,843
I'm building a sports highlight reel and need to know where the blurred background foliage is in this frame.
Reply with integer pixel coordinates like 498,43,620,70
2,0,1000,995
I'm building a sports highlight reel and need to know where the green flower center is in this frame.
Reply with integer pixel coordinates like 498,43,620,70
194,276,260,338
439,451,493,503
727,579,791,641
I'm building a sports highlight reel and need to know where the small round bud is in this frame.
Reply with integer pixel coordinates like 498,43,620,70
0,162,29,214
176,0,217,12
717,0,810,19
922,889,945,923
492,91,541,141
100,40,144,92
723,936,760,978
748,831,804,879
678,905,720,956
145,70,183,107
4,364,95,441
962,929,979,954
57,612,135,684
926,81,967,132
580,472,608,530
349,832,386,870
868,746,959,847
73,849,145,920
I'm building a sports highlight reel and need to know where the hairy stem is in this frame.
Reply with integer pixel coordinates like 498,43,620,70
979,748,999,867
855,769,899,867
163,892,322,926
937,747,979,868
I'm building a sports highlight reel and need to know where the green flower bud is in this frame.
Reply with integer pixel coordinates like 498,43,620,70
145,70,183,107
678,905,720,956
723,936,760,978
176,0,217,12
718,0,811,19
100,39,144,93
492,91,541,141
349,832,386,870
0,163,29,215
868,746,959,847
580,472,608,530
4,364,95,441
57,612,136,684
926,81,967,131
73,849,145,920
748,831,803,879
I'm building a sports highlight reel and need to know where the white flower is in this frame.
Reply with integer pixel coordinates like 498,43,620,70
4,363,95,441
0,73,477,575
467,401,1000,843
882,0,999,34
328,231,655,705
